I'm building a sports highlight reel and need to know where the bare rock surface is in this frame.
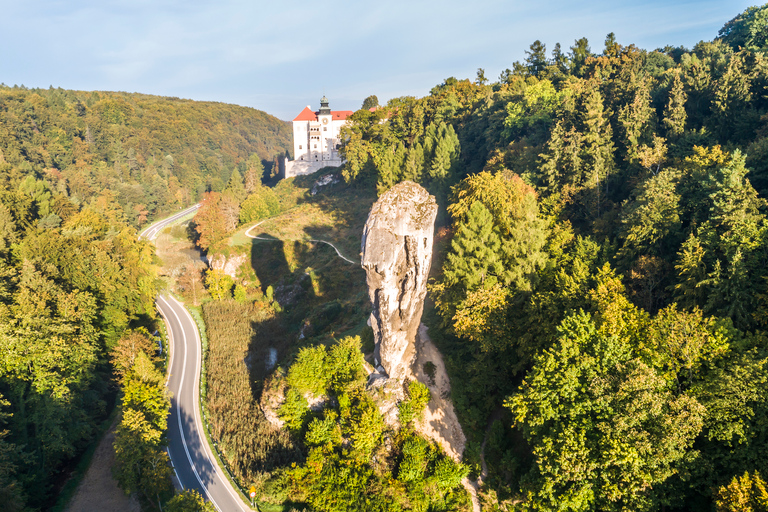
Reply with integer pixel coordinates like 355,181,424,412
208,252,247,279
409,324,466,461
361,181,437,380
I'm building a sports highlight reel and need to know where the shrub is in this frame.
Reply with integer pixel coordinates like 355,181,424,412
398,380,431,427
279,388,311,434
286,345,329,396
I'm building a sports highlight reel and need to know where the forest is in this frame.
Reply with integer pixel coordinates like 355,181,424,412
0,86,291,511
330,4,768,511
3,3,768,512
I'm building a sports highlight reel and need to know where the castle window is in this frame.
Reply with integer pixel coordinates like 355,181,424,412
314,144,317,148
299,145,302,149
323,127,327,131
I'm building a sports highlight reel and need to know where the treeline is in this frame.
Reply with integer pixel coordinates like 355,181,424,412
339,5,768,511
0,84,291,509
0,85,292,228
0,189,158,509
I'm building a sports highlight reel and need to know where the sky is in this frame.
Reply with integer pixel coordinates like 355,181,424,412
0,0,757,121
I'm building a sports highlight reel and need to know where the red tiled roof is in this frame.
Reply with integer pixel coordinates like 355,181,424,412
294,107,355,122
293,106,316,122
332,110,354,120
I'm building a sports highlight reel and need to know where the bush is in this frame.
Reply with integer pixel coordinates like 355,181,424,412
279,388,311,435
398,381,431,427
286,345,330,396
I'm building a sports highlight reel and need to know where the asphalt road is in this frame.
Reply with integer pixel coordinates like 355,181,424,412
141,207,250,511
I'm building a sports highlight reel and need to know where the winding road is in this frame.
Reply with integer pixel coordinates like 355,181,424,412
141,205,249,512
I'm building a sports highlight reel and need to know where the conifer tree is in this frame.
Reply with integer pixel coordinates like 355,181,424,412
712,54,753,142
243,154,264,193
580,87,615,218
618,77,654,162
663,71,687,138
225,169,246,202
673,233,708,310
437,201,504,321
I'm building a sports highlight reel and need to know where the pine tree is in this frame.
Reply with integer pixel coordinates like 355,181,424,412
225,169,246,202
437,201,504,320
618,77,654,162
580,87,615,218
663,71,687,138
673,233,707,310
243,154,264,193
712,54,753,142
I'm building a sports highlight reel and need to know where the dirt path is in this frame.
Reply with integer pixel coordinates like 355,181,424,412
65,418,140,512
408,324,481,512
245,221,358,264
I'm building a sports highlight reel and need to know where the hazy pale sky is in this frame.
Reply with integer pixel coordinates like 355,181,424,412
0,0,756,120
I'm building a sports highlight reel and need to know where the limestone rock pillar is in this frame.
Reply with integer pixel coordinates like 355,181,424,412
361,181,437,380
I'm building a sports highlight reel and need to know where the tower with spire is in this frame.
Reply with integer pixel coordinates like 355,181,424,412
285,96,354,178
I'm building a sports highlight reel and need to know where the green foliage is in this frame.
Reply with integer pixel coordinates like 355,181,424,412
718,5,768,51
113,351,173,504
714,471,768,512
239,185,282,224
508,310,705,511
397,435,434,483
205,268,234,300
165,489,217,512
286,345,329,396
279,388,311,434
398,381,431,427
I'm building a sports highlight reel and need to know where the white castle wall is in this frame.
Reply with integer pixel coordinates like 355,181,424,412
284,157,343,179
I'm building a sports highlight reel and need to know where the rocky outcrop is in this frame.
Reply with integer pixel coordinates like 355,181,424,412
208,252,247,279
361,181,437,380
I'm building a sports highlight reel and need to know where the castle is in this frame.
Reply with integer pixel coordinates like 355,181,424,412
284,96,353,179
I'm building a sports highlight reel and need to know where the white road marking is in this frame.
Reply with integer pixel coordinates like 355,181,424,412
165,294,248,511
157,295,212,505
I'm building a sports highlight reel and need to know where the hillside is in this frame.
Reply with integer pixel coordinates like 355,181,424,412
0,87,292,511
0,86,292,227
174,5,768,511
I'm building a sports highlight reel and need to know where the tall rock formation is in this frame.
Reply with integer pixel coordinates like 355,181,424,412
361,181,438,380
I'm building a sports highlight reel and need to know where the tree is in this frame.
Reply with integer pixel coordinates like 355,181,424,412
361,95,379,110
663,70,687,138
580,86,615,218
205,268,234,301
711,52,754,143
436,201,504,321
604,32,620,57
525,40,548,77
243,154,264,193
166,490,216,512
475,68,488,85
193,192,228,251
718,5,768,52
111,328,158,384
715,471,768,512
509,311,704,511
617,168,682,265
224,169,246,202
569,37,592,76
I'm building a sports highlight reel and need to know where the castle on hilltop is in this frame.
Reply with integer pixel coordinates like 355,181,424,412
284,96,353,179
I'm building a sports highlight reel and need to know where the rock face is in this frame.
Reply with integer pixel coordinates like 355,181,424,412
208,252,247,279
361,181,438,380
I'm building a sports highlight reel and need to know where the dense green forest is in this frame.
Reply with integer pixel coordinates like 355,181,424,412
0,86,291,510
330,5,768,511
154,4,768,511
5,3,768,511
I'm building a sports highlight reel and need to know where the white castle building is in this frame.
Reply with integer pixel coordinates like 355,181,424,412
284,96,353,178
